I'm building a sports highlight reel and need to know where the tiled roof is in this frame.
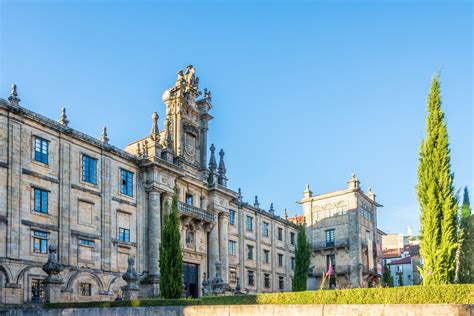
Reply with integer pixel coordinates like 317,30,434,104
388,256,412,265
383,248,402,259
288,215,305,225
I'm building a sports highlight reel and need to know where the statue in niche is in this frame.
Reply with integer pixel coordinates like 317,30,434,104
185,229,195,247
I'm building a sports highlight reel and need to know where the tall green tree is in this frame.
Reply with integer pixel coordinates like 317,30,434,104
398,271,404,287
416,75,460,285
382,260,394,287
458,187,473,283
159,189,183,298
292,224,311,291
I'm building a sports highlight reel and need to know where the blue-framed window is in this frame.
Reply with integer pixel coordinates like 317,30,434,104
278,253,284,267
33,188,48,214
79,239,95,246
229,240,236,256
263,222,269,237
82,155,97,184
34,137,49,164
246,216,253,231
33,230,48,254
229,209,235,225
247,245,254,260
120,169,134,196
118,227,130,242
325,229,335,247
291,257,295,270
290,232,296,245
278,227,283,241
263,249,270,264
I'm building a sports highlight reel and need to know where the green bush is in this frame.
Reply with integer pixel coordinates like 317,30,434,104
44,284,473,309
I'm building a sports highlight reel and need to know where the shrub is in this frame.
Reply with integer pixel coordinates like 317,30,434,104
44,284,473,309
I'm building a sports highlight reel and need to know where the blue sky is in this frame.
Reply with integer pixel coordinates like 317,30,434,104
1,0,472,235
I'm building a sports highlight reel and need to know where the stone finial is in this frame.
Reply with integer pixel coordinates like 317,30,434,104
217,149,227,186
42,245,64,283
208,144,218,185
254,196,260,209
367,187,376,201
208,144,217,171
137,142,142,157
150,112,160,142
269,203,275,215
284,208,288,220
8,83,20,106
238,188,243,203
347,173,360,189
122,256,139,289
100,126,109,144
58,107,69,126
303,184,312,198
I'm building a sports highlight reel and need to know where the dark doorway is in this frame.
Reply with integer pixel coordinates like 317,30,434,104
31,279,45,303
183,262,199,298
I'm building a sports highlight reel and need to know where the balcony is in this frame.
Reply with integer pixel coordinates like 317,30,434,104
312,238,350,254
310,265,351,277
178,201,215,223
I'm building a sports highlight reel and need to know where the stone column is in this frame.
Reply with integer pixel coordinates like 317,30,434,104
218,213,229,282
141,189,161,297
208,217,219,279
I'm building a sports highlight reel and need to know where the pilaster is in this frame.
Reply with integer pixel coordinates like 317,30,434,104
58,139,71,265
100,156,112,271
6,117,21,259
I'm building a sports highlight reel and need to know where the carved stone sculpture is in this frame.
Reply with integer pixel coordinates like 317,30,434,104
42,245,65,303
121,256,140,300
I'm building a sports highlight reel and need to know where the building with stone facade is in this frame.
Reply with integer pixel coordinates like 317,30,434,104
0,66,297,304
293,175,383,289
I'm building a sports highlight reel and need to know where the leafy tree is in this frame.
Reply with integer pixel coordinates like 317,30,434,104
458,187,473,283
382,260,394,287
159,189,183,298
417,75,460,285
292,224,311,291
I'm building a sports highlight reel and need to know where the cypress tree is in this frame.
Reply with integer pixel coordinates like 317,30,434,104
159,189,183,298
398,271,404,287
382,260,393,287
458,187,473,283
417,75,459,285
292,224,311,291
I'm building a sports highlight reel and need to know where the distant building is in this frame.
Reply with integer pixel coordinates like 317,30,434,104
382,227,422,286
291,174,383,289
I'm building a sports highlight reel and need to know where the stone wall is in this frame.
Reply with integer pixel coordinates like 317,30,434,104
1,304,472,316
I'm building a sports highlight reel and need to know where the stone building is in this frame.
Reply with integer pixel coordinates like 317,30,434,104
0,66,297,304
293,174,383,289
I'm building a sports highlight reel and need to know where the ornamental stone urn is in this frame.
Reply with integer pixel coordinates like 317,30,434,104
42,245,65,303
121,256,140,300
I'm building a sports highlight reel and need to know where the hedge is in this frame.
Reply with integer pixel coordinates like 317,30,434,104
44,284,474,309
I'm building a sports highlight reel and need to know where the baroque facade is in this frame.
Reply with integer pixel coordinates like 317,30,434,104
292,175,383,289
0,66,297,304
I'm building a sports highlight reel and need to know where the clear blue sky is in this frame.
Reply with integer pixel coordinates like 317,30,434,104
1,0,472,235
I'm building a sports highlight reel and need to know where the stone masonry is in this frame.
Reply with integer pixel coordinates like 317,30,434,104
0,68,297,304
